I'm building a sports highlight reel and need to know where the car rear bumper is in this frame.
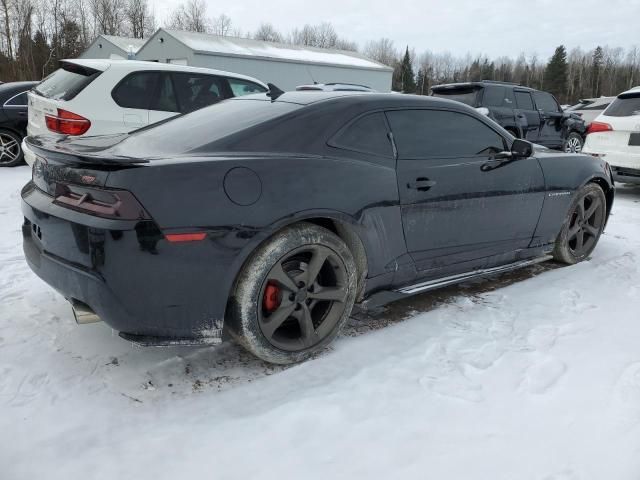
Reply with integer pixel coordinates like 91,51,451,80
611,166,640,184
21,182,232,341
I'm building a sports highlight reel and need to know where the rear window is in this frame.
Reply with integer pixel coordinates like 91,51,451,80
604,94,640,117
34,63,102,101
125,97,300,157
432,87,479,106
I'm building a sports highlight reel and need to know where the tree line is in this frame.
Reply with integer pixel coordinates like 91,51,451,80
0,0,638,104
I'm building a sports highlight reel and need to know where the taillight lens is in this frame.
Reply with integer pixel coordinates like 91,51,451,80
587,121,613,134
53,183,149,220
45,109,91,135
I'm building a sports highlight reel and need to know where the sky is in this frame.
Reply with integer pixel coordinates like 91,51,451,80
148,0,640,60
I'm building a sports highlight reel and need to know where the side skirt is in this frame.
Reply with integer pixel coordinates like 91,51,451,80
358,254,553,310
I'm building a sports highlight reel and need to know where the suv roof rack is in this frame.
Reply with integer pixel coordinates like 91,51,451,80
479,80,521,86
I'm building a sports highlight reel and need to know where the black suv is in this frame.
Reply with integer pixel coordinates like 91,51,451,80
431,81,586,153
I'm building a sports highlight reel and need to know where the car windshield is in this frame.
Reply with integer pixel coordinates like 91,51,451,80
432,87,479,106
604,94,640,117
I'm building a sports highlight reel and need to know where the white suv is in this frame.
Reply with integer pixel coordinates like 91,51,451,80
23,59,268,165
583,86,640,183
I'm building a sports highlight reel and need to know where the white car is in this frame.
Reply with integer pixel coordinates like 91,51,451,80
565,96,616,126
583,87,640,184
23,59,268,166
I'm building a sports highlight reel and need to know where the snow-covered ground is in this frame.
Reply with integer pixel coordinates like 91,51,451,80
2,165,640,480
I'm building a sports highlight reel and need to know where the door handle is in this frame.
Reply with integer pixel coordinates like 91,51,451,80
407,178,436,191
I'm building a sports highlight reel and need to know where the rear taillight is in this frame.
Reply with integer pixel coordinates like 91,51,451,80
53,183,149,220
587,121,613,134
45,109,91,135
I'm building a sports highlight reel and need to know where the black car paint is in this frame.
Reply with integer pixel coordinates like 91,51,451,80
431,82,586,149
21,92,614,342
0,81,38,138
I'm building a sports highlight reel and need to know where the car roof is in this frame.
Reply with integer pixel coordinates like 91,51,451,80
432,81,534,92
62,58,268,88
0,81,38,91
235,90,471,110
618,86,640,97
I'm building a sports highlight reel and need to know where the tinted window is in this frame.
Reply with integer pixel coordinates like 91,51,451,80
482,86,507,107
386,109,506,158
4,91,28,106
515,91,534,110
112,72,159,109
34,64,101,101
228,78,267,97
582,102,610,111
331,112,392,159
151,74,179,112
533,91,560,112
604,94,640,117
432,87,479,106
126,98,300,158
172,73,227,113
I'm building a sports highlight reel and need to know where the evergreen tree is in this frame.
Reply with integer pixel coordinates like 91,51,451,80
399,46,416,93
591,46,603,97
545,45,568,102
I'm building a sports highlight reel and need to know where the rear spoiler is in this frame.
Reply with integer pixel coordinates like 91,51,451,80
25,135,149,166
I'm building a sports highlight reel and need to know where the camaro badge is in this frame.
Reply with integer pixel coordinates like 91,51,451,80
548,191,571,197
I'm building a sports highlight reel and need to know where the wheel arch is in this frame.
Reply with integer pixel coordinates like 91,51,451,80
586,175,614,224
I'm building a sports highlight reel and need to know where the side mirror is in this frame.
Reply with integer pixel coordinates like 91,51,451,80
511,138,533,158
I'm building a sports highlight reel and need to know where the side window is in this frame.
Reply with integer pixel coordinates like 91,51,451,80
330,112,392,161
112,72,159,109
150,74,179,112
514,91,535,110
533,91,561,113
4,91,28,106
172,73,227,113
386,109,506,159
504,88,515,107
482,87,506,107
228,78,267,97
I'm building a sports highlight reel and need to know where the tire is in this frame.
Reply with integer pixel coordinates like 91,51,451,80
553,183,607,265
563,132,584,154
227,222,358,364
0,130,23,167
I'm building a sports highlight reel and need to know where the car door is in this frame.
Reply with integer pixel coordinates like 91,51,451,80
388,108,545,273
533,91,564,148
111,71,155,129
513,90,541,142
2,90,29,134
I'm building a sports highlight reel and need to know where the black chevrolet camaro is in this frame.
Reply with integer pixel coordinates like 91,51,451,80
21,91,614,364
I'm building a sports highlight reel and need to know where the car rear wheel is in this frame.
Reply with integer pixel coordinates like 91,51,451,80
227,222,357,364
563,132,584,153
553,183,607,264
0,130,24,167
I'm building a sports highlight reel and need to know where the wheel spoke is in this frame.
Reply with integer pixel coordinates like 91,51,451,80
4,140,17,148
568,223,581,239
304,248,329,285
584,224,599,237
575,230,585,251
576,200,586,221
296,304,316,347
261,303,296,339
308,286,346,302
584,199,600,221
268,262,298,292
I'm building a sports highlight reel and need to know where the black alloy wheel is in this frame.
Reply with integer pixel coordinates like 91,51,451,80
259,245,348,351
553,183,607,264
228,222,357,364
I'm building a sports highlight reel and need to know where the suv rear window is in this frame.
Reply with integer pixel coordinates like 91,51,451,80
34,62,102,101
604,94,640,117
432,87,479,106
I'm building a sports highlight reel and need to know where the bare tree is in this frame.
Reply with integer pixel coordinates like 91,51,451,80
126,0,154,38
253,22,281,43
91,0,127,35
210,13,230,36
167,0,208,33
363,38,397,66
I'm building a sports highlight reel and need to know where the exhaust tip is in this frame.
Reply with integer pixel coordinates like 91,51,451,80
70,299,102,324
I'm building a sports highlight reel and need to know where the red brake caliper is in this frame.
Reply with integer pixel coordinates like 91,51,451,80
263,282,281,312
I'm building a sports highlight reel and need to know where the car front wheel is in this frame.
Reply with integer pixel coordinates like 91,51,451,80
553,183,607,264
227,222,357,364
